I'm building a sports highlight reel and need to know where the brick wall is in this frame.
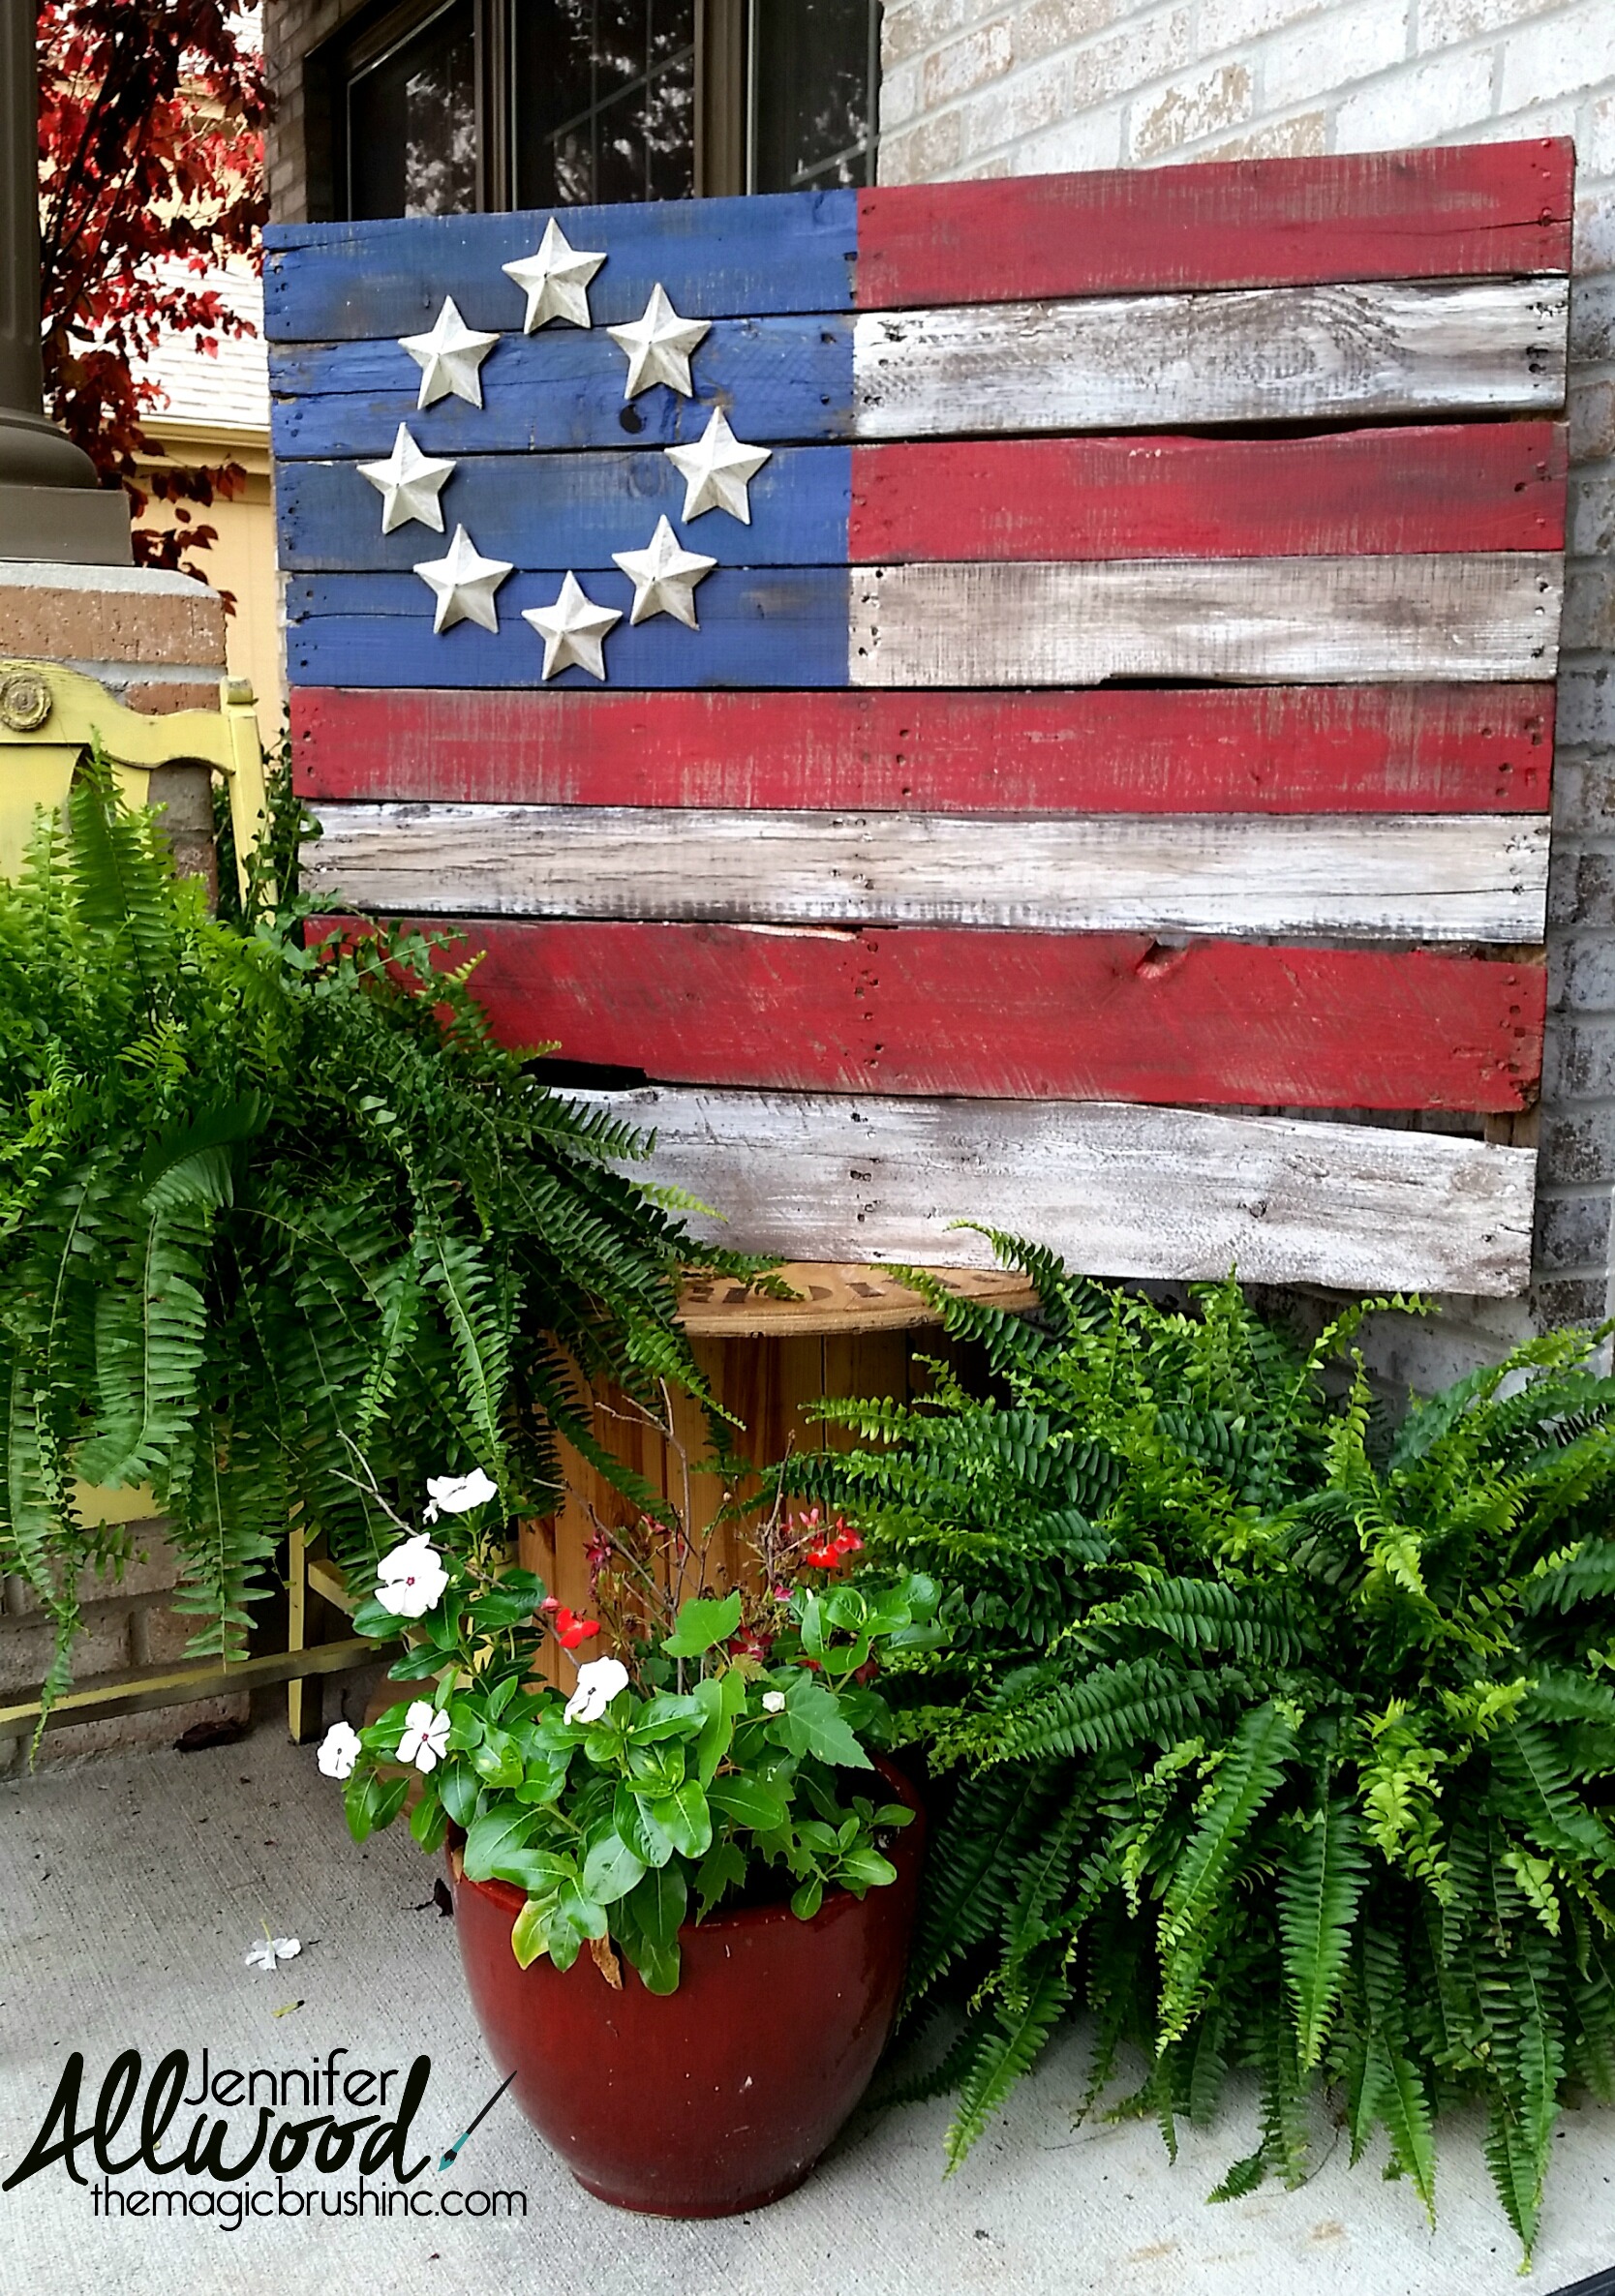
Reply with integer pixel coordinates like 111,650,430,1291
880,0,1615,1377
264,0,368,227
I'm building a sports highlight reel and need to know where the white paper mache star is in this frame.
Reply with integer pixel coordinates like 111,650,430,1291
664,406,771,524
522,573,623,681
357,422,455,533
412,525,513,634
612,516,716,628
606,283,710,400
502,218,606,331
398,296,499,410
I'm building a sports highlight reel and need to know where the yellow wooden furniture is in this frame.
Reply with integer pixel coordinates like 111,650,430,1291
0,657,268,898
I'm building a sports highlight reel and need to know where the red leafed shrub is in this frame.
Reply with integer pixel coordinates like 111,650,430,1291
37,2,271,586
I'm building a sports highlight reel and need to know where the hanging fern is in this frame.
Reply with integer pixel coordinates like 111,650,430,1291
0,757,762,1719
786,1247,1615,2259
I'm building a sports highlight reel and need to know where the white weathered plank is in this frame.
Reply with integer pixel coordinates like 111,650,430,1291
579,1087,1536,1296
851,277,1569,438
848,554,1561,687
304,803,1550,944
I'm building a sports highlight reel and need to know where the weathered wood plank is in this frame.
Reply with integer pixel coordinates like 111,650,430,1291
284,567,851,691
290,684,1556,815
276,444,850,575
353,915,1543,1111
276,424,1567,576
848,425,1567,563
574,1086,1538,1295
851,279,1569,438
302,803,1550,944
269,317,855,461
263,188,859,342
849,555,1562,687
855,140,1574,308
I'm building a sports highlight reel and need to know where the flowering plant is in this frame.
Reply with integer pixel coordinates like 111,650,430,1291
320,1477,942,1992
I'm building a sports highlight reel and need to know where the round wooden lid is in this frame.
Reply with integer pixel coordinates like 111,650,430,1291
676,1260,1038,1337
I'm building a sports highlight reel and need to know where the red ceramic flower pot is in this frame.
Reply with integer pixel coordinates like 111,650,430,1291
450,1761,925,2217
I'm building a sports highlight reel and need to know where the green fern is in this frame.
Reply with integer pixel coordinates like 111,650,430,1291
0,754,759,1726
786,1244,1615,2259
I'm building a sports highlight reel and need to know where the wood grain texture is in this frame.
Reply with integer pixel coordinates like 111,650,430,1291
263,188,860,342
356,914,1545,1111
855,140,1574,308
676,1260,1040,1335
269,317,854,461
284,566,851,691
852,278,1568,438
850,554,1562,686
290,684,1557,815
574,1085,1538,1294
302,802,1550,943
277,444,851,575
848,425,1568,562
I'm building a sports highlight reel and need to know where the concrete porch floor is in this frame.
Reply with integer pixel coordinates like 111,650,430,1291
2,1715,1613,2296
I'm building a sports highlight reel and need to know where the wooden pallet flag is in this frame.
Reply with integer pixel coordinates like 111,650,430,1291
268,138,1573,1294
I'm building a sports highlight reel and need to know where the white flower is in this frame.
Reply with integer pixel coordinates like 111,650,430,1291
398,1700,452,1773
244,1936,301,1972
316,1720,362,1780
564,1656,630,1725
761,1690,786,1713
375,1534,449,1619
422,1468,499,1524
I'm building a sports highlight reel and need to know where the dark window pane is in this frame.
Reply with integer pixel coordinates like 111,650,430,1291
514,1,694,210
347,0,478,221
750,0,879,193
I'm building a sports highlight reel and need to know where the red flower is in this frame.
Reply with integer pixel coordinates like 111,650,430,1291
832,1522,864,1557
551,1605,600,1649
804,1544,839,1568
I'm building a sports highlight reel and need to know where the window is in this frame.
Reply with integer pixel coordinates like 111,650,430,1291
317,0,880,221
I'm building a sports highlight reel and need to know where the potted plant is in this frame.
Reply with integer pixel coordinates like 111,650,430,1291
0,759,755,1722
317,1472,942,2215
790,1247,1615,2263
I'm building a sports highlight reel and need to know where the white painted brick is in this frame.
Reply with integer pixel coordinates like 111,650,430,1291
960,60,1074,155
1566,561,1615,651
1332,46,1498,148
1417,0,1566,57
1571,377,1615,465
1197,0,1329,58
1569,465,1615,559
1577,188,1615,276
1586,92,1615,177
1068,9,1193,107
1012,101,1130,171
1499,2,1615,113
1016,0,1134,67
1260,0,1410,112
876,106,967,183
1192,109,1330,157
882,0,972,67
923,15,1016,108
1562,663,1615,750
1130,61,1256,157
882,56,923,129
1571,275,1615,364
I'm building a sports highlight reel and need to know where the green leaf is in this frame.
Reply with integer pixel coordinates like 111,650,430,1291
582,1828,648,1906
708,1773,791,1833
661,1590,744,1658
1277,1798,1370,2071
351,1594,407,1642
510,1896,553,1970
620,1864,687,1994
790,1876,824,1921
461,1805,537,1883
437,1762,480,1828
614,1781,675,1868
695,1838,747,1919
692,1672,738,1786
837,1847,898,1892
409,1791,448,1853
785,1678,873,1771
654,1779,713,1859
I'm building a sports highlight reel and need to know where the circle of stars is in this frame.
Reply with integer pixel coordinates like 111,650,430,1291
362,220,772,683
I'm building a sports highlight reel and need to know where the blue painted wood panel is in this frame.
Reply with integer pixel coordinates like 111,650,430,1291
270,316,855,460
263,190,857,342
285,567,852,689
275,445,852,574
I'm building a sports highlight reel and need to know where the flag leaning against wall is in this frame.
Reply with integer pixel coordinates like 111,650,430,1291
267,139,1572,1297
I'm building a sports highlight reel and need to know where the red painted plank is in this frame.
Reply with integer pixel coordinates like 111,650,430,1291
856,139,1573,309
312,919,1545,1115
292,685,1555,815
850,426,1567,564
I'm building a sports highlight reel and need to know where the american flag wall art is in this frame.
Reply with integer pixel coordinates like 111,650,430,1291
267,138,1572,1296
